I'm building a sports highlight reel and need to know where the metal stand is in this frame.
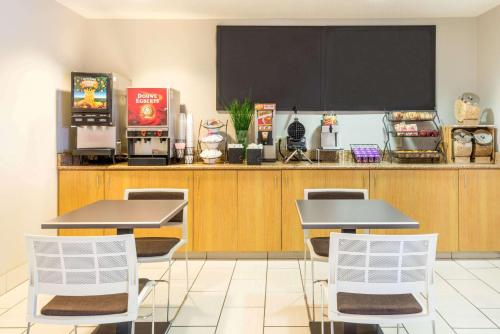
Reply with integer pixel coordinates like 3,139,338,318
382,110,443,163
285,149,313,164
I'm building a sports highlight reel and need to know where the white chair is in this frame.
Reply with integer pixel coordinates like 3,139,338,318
125,188,189,321
318,232,438,334
303,188,368,319
26,234,157,334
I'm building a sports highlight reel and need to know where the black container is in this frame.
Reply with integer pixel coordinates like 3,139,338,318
128,156,168,166
246,148,262,165
227,147,244,164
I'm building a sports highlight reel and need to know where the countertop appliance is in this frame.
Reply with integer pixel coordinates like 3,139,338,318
71,72,129,162
283,107,312,164
320,114,341,149
255,103,277,161
126,88,180,166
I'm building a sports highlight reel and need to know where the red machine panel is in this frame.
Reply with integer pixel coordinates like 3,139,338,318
127,88,168,127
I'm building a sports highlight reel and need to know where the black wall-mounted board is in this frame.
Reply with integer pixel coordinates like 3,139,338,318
216,26,322,111
323,26,436,111
216,25,436,112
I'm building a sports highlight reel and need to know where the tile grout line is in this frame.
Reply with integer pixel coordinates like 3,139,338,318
436,265,499,330
212,260,238,333
454,260,500,294
298,257,315,323
161,258,207,329
262,257,269,333
452,260,500,329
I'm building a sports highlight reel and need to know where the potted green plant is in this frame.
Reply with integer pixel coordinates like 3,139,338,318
226,98,254,147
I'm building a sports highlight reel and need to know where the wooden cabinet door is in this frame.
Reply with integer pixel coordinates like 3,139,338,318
104,170,194,250
459,170,500,251
237,170,281,252
281,170,370,251
370,170,459,252
194,170,238,252
58,170,105,236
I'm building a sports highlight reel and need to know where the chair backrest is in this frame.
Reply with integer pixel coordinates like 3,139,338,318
304,188,368,200
124,188,188,239
328,233,437,295
303,188,368,239
26,235,138,297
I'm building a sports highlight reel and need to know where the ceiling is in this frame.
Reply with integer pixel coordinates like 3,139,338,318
56,0,500,20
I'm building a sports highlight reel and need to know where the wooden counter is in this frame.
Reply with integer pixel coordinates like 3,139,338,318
57,159,500,253
58,160,500,170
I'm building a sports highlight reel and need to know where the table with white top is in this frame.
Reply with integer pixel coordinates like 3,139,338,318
43,199,188,334
296,199,419,334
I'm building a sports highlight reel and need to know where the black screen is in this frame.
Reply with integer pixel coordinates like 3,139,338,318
217,26,322,111
323,26,436,110
217,25,436,111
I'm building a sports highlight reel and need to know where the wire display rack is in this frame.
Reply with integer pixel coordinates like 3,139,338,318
382,110,445,163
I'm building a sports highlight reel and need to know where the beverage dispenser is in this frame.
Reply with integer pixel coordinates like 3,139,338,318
126,88,180,166
71,72,130,163
254,103,277,161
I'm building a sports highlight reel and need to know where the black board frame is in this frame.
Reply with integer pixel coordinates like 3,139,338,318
216,25,436,112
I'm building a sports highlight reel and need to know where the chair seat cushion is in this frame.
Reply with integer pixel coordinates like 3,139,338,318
41,278,150,317
337,292,423,315
310,237,330,257
136,237,181,258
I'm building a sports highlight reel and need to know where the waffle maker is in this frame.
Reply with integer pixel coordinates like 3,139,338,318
284,107,312,164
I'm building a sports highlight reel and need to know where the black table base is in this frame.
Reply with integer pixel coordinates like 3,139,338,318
309,322,384,334
92,321,171,334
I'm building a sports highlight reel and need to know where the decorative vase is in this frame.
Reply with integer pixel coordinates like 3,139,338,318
236,130,249,146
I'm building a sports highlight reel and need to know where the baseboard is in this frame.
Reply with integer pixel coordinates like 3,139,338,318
437,252,452,259
451,252,500,259
268,252,303,259
174,251,305,260
207,252,268,259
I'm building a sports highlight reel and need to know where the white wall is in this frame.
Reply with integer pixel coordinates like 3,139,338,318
0,0,84,279
477,5,500,140
0,4,490,283
82,18,477,149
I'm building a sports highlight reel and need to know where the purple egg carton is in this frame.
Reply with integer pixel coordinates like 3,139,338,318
350,144,382,163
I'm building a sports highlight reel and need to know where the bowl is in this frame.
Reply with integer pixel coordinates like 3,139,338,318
203,142,221,150
202,157,219,164
200,149,222,164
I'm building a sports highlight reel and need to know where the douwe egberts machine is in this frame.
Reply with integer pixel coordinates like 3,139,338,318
126,88,180,166
71,72,130,163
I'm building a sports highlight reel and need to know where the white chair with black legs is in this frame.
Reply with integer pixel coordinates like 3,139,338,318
303,188,368,320
318,233,438,334
25,234,157,334
125,188,189,322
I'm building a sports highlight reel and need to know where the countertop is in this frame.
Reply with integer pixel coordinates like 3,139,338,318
58,159,500,171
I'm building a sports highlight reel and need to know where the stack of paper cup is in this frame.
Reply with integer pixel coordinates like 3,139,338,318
185,113,194,164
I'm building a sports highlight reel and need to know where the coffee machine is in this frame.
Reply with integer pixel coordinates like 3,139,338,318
71,72,130,163
320,114,341,149
254,103,277,161
126,88,180,166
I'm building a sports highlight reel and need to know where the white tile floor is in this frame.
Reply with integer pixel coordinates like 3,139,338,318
0,258,500,334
